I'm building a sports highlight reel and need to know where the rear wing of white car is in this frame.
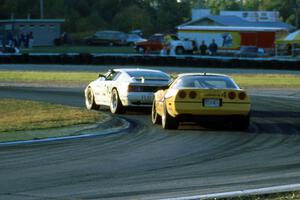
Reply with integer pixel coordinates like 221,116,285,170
132,76,170,83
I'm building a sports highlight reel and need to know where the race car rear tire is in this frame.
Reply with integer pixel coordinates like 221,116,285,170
85,87,100,110
151,100,161,124
110,89,125,114
162,103,178,129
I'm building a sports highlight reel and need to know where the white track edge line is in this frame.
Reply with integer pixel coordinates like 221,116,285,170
160,183,300,200
0,118,130,146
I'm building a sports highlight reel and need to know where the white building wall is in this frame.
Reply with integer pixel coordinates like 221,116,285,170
220,11,279,22
17,23,61,46
178,31,231,49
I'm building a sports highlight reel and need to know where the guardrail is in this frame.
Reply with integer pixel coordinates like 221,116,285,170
0,53,299,70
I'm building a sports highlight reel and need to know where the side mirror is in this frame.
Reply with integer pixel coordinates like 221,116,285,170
98,74,105,78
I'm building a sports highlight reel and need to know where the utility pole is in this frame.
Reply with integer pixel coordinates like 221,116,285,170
240,0,244,11
296,0,300,28
40,0,44,19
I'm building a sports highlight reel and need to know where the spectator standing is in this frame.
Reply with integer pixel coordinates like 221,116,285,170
199,40,208,55
62,32,68,44
19,33,25,48
286,44,292,55
7,32,13,47
209,39,218,56
163,34,172,46
160,47,168,56
28,32,34,49
25,33,30,48
2,36,6,50
13,35,19,48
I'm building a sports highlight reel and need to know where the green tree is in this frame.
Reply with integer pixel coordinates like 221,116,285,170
243,0,261,11
149,0,190,33
44,0,64,18
188,0,208,8
206,0,241,15
77,15,107,32
0,0,40,18
0,0,298,34
93,0,122,23
112,5,153,34
260,0,299,27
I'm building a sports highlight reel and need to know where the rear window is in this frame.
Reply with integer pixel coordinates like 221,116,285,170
128,34,141,39
172,75,239,89
127,71,170,80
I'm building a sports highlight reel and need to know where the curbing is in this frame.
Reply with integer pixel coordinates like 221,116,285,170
159,183,300,200
0,117,131,147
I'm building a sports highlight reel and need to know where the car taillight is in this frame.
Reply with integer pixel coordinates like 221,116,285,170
178,91,186,99
189,91,197,99
238,92,247,100
128,85,143,92
228,91,236,100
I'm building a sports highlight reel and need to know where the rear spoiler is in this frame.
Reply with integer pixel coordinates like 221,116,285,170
132,76,170,83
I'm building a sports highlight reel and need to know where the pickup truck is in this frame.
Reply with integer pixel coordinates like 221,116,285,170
135,34,196,55
134,34,165,53
169,39,196,55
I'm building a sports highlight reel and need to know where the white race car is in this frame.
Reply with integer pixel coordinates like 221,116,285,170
85,68,171,114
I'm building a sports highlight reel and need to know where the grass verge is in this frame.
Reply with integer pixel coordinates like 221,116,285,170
0,71,299,89
0,99,103,142
0,70,96,82
231,74,300,89
219,191,300,200
0,70,96,86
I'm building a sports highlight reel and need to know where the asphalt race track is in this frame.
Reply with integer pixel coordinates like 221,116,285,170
0,74,300,199
0,87,300,200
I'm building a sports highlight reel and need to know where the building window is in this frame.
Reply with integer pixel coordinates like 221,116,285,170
261,13,267,17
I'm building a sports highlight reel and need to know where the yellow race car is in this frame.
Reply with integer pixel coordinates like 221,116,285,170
151,73,251,130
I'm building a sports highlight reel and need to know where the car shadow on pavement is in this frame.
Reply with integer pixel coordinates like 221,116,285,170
252,110,300,118
249,110,300,135
99,106,152,115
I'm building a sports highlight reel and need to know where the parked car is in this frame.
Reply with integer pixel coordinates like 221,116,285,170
126,34,147,45
152,73,251,130
134,33,165,53
129,29,143,36
85,68,171,114
234,46,268,57
85,30,127,46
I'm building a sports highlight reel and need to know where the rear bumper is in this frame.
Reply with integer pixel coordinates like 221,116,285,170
120,92,154,107
176,114,250,123
168,101,251,117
